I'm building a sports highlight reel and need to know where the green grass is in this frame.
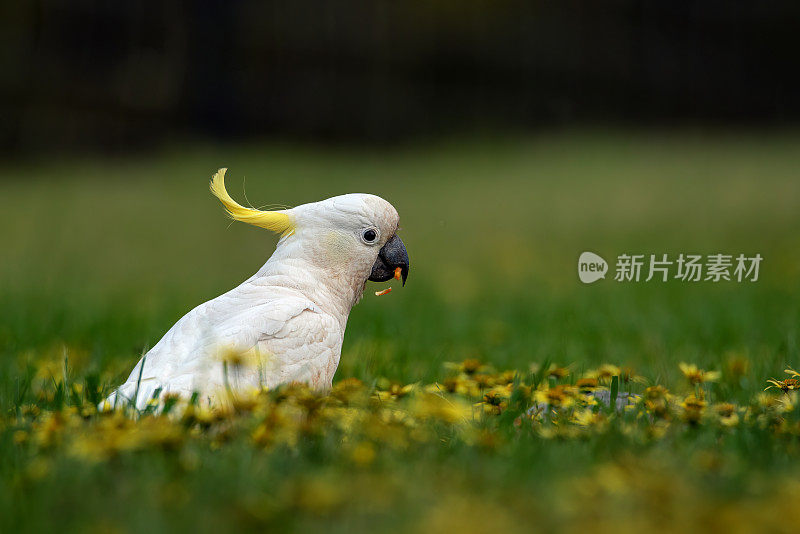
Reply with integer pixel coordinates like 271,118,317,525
2,130,800,533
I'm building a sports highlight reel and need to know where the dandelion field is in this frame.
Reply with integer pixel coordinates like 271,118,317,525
2,131,800,533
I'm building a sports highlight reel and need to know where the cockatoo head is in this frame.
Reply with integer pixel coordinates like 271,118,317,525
209,169,409,301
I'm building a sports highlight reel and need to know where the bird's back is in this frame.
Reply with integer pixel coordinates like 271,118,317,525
105,276,342,409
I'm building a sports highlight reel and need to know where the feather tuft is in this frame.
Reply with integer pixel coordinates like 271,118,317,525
209,168,294,235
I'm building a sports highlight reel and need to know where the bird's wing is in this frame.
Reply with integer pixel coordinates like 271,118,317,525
253,307,342,389
109,284,335,408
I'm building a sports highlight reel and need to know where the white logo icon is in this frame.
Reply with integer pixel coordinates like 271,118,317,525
578,252,608,284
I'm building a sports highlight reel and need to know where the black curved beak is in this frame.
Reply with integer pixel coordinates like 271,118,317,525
369,234,409,286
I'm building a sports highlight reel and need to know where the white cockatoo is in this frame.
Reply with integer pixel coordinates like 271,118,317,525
105,168,409,409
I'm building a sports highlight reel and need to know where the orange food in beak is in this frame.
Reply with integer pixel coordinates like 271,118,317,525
393,267,402,281
375,288,392,297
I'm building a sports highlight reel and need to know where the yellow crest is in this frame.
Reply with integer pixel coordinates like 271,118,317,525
209,168,294,235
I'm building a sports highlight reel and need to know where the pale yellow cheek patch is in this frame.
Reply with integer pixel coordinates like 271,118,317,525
323,231,353,263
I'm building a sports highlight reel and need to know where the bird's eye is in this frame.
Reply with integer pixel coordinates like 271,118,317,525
362,228,378,243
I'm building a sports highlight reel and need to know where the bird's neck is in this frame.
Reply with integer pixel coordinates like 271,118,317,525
252,240,366,328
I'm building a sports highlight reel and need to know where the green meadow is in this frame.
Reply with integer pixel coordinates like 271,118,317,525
2,130,800,533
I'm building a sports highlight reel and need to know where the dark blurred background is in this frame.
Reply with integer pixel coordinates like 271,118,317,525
1,0,798,154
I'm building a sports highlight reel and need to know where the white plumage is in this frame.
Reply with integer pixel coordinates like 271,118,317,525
105,169,406,409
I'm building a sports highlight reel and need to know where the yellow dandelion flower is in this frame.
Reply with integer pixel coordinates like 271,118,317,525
681,394,706,424
473,373,496,389
589,364,620,384
533,385,576,409
765,378,800,393
679,362,721,385
766,368,800,393
215,348,260,369
330,378,367,403
643,385,671,419
715,402,740,427
572,408,607,429
411,392,473,424
497,370,518,385
481,385,512,406
576,378,598,393
374,381,415,401
546,364,570,380
644,385,669,399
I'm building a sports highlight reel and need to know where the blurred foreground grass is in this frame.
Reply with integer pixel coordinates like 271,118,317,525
1,130,800,532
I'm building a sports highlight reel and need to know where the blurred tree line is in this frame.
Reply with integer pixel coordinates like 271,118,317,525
1,0,797,153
